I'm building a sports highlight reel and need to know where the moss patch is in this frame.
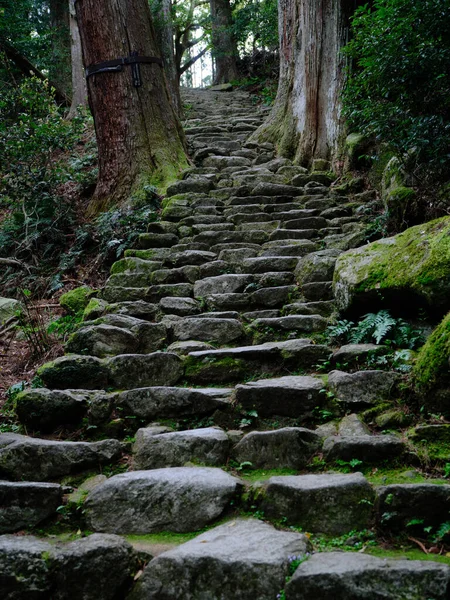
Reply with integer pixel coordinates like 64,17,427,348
412,312,450,393
60,286,95,315
333,217,450,316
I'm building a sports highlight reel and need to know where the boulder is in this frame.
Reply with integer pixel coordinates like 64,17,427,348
66,324,138,357
0,433,122,481
0,481,62,533
14,388,88,431
129,519,310,600
259,473,374,534
235,375,323,418
117,386,231,419
327,370,399,407
85,467,242,533
295,250,341,285
106,353,183,388
233,428,321,469
133,427,230,469
0,297,22,324
376,483,450,532
333,217,450,316
323,435,405,464
0,533,136,600
171,318,244,343
59,286,95,314
37,355,109,390
285,552,450,600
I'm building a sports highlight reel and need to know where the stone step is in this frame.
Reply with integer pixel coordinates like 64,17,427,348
184,339,330,383
249,314,328,334
0,481,63,533
285,552,450,600
257,472,375,534
322,434,405,464
235,375,324,418
85,467,243,534
131,519,310,600
0,534,136,600
0,433,122,481
169,317,244,344
132,426,230,469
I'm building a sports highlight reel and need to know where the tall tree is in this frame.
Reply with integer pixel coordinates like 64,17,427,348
49,0,72,98
75,0,188,214
252,0,362,166
209,0,238,84
151,0,182,115
67,0,87,118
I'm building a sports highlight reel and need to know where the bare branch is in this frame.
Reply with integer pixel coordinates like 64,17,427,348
179,45,209,75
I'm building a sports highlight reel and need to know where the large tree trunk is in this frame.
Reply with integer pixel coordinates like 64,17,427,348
209,0,239,84
49,0,72,99
67,0,87,118
76,0,188,214
253,0,358,168
151,0,182,116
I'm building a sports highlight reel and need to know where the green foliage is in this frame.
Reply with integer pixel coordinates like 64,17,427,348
326,310,424,350
233,0,278,53
413,311,450,393
343,0,450,183
0,78,85,293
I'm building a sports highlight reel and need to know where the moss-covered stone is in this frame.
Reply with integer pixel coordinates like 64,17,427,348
60,286,96,315
333,217,450,316
412,311,450,393
37,355,109,390
184,356,246,384
83,298,108,321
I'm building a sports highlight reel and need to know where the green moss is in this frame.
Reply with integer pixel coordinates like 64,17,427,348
125,531,199,546
237,468,298,484
60,286,95,315
184,356,246,380
367,546,450,565
124,249,157,260
334,216,450,313
412,312,450,392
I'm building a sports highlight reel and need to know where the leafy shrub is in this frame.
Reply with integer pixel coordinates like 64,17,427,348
326,310,425,349
344,0,450,183
0,78,84,292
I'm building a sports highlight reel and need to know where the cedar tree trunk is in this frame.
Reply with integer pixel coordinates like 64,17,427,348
151,0,182,116
49,0,72,98
67,0,88,118
209,0,239,84
76,0,188,213
253,0,359,167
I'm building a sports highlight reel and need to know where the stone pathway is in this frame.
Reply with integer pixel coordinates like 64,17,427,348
1,88,449,598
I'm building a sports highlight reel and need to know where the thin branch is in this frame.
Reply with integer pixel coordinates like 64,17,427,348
179,45,209,75
0,258,33,273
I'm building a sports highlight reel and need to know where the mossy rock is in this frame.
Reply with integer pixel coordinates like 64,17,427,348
83,298,108,321
412,311,450,394
60,286,96,315
333,216,450,317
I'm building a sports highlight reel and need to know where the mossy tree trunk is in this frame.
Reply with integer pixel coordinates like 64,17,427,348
210,0,239,84
253,0,361,168
76,0,189,214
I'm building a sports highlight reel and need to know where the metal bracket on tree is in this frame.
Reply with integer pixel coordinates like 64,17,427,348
86,51,164,87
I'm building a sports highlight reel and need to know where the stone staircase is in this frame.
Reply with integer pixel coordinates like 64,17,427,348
1,88,450,599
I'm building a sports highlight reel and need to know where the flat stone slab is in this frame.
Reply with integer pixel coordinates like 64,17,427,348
259,473,375,534
106,353,183,389
193,274,253,296
376,483,450,532
171,317,244,343
323,434,405,464
235,375,323,418
233,428,321,469
0,481,62,533
129,519,310,600
116,386,232,419
285,552,450,600
14,388,88,432
251,315,328,333
0,433,122,481
85,467,243,533
133,427,230,469
0,533,136,600
327,370,399,406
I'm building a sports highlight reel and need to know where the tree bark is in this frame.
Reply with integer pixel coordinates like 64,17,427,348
75,0,189,214
67,0,88,118
209,0,239,84
151,0,182,116
49,0,72,98
252,0,359,168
